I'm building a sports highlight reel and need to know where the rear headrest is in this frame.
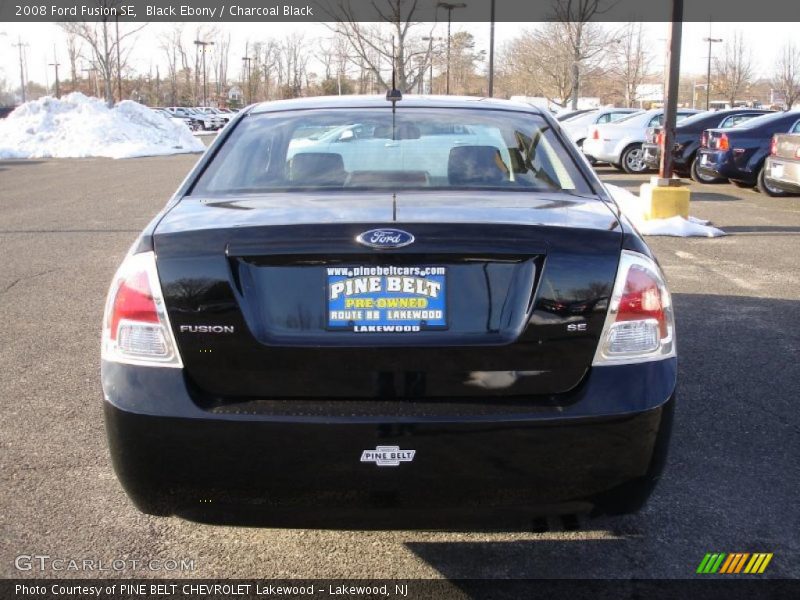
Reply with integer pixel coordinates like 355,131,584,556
288,152,346,186
448,145,509,186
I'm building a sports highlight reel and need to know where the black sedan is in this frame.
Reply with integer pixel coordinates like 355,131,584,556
696,110,800,190
101,95,677,526
642,109,770,182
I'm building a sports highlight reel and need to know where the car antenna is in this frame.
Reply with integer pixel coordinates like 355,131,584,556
386,36,403,134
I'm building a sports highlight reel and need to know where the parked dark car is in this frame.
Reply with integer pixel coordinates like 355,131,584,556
763,132,800,196
696,110,800,189
642,109,771,181
101,95,676,527
0,106,15,119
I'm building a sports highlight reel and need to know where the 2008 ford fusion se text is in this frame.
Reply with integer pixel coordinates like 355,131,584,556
101,94,676,526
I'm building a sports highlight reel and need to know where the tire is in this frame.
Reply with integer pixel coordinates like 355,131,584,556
621,144,648,174
691,156,725,184
757,166,790,197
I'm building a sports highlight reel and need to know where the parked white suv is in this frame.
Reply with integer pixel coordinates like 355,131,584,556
581,108,701,173
560,108,641,162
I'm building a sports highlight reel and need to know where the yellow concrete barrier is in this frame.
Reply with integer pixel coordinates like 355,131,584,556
639,178,691,220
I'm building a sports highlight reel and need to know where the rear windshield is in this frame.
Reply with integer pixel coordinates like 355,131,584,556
190,108,592,195
731,111,798,129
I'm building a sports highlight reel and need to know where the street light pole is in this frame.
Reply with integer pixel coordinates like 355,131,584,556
437,2,466,95
194,39,215,106
488,0,495,97
703,26,723,111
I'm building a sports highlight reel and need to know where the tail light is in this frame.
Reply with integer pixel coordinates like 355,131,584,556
717,133,730,151
656,130,665,147
592,127,599,140
593,251,675,366
770,136,778,156
701,131,708,148
796,147,800,159
102,251,183,367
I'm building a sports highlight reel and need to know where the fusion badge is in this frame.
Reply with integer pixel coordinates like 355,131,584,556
360,446,416,467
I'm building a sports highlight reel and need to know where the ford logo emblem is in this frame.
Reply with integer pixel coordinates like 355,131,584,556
355,228,415,249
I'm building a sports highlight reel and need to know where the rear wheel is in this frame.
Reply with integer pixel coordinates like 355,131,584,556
757,166,790,197
690,156,725,184
621,144,648,174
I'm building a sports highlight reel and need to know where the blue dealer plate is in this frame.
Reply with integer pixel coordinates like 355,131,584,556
327,266,447,332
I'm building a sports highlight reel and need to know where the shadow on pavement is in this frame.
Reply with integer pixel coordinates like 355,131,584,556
722,225,800,235
691,191,743,202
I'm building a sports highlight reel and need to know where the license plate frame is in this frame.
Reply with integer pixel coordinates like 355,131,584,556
326,265,448,333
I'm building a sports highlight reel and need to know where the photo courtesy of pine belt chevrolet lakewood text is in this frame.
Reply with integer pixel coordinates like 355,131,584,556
101,95,677,527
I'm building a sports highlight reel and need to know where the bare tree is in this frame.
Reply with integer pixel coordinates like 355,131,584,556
713,31,754,106
66,32,81,89
501,24,598,107
325,0,433,93
610,23,651,108
550,0,609,109
59,1,146,107
160,25,184,106
772,41,800,110
214,32,231,100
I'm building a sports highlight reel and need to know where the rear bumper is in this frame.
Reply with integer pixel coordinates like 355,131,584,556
102,359,677,527
696,150,751,182
580,138,620,163
642,144,691,173
764,157,800,194
642,143,660,169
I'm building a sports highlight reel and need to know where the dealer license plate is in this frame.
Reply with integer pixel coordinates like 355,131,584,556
771,162,784,179
327,265,447,332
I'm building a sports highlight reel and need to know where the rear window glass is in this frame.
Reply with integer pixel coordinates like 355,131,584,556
190,108,592,195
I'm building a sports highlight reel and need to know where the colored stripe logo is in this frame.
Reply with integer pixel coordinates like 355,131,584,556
697,553,773,574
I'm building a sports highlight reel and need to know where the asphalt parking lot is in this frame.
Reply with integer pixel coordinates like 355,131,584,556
0,155,798,581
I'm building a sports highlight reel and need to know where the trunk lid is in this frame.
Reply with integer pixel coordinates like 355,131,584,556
154,191,622,401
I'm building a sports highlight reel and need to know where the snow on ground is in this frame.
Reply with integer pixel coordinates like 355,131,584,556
0,93,205,159
605,183,726,237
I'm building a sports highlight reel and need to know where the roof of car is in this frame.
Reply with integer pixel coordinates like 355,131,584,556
249,95,546,115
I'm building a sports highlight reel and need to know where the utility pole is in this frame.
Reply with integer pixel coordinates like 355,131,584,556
703,24,723,111
488,0,495,97
13,36,29,103
194,39,215,106
242,56,253,104
49,46,60,98
437,2,466,95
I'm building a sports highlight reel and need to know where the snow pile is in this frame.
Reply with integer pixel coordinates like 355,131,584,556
605,183,726,237
0,93,205,159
